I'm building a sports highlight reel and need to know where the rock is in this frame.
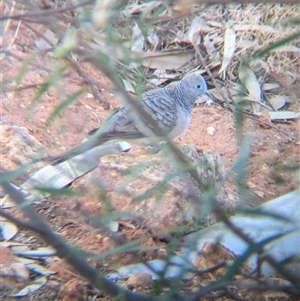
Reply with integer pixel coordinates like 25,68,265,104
75,144,228,230
0,125,46,185
59,278,87,301
126,273,153,291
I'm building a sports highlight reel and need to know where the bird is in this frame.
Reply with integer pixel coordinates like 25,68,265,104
49,72,211,165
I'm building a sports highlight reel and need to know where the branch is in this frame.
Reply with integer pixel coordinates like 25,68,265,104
1,179,157,301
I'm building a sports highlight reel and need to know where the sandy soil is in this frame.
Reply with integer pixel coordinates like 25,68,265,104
1,21,299,300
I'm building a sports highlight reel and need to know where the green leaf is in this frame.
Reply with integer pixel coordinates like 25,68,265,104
33,187,82,197
0,161,36,183
15,52,37,88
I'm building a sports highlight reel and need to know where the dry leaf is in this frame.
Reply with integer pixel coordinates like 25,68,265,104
188,16,204,45
18,258,56,276
148,70,179,86
263,83,281,91
122,1,162,18
204,35,216,57
239,64,261,114
0,196,15,208
0,219,18,241
11,246,56,257
122,78,135,93
268,95,286,110
35,29,58,50
142,50,194,70
147,28,160,50
268,111,300,121
131,22,144,53
219,27,236,77
10,276,47,297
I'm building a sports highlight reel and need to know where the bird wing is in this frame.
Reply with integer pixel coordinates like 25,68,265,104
50,89,179,164
91,90,178,140
90,107,145,142
141,89,178,136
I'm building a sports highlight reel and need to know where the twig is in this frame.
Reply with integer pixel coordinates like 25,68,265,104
66,56,112,109
213,205,299,287
0,0,95,21
0,209,37,230
1,179,157,301
242,111,294,140
23,21,56,48
194,44,234,111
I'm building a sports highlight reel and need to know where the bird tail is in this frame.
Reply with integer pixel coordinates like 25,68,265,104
48,137,105,165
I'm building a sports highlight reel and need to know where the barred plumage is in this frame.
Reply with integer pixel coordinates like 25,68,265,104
50,73,210,164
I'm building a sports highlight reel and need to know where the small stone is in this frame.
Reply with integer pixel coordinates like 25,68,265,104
19,103,26,108
86,93,93,98
255,190,265,198
206,126,216,136
247,181,256,189
85,105,92,110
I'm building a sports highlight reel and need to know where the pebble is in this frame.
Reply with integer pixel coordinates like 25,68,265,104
206,126,216,136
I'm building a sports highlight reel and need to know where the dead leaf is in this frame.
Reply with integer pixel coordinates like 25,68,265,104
147,28,160,50
268,111,300,121
268,95,286,110
239,64,261,114
142,50,194,70
263,83,281,91
122,78,135,93
11,246,56,257
188,16,204,45
0,245,29,281
131,22,144,53
204,35,216,57
219,28,236,77
0,195,15,208
0,218,18,241
35,29,58,50
148,70,179,86
122,1,163,18
10,276,46,297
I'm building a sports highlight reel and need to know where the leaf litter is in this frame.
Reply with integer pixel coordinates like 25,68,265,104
1,0,300,299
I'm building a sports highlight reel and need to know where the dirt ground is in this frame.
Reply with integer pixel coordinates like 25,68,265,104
1,21,299,300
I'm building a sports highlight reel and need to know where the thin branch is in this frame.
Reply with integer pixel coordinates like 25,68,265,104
242,111,294,140
66,56,112,109
0,210,37,230
1,180,157,301
213,205,299,287
0,0,95,21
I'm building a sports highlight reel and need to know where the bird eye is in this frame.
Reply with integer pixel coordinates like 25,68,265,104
195,83,202,89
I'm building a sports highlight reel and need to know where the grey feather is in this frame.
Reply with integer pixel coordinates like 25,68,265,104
50,73,210,165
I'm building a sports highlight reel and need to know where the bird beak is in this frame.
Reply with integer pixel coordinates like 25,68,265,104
205,90,213,100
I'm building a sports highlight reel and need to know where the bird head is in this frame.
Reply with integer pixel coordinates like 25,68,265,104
181,73,212,101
